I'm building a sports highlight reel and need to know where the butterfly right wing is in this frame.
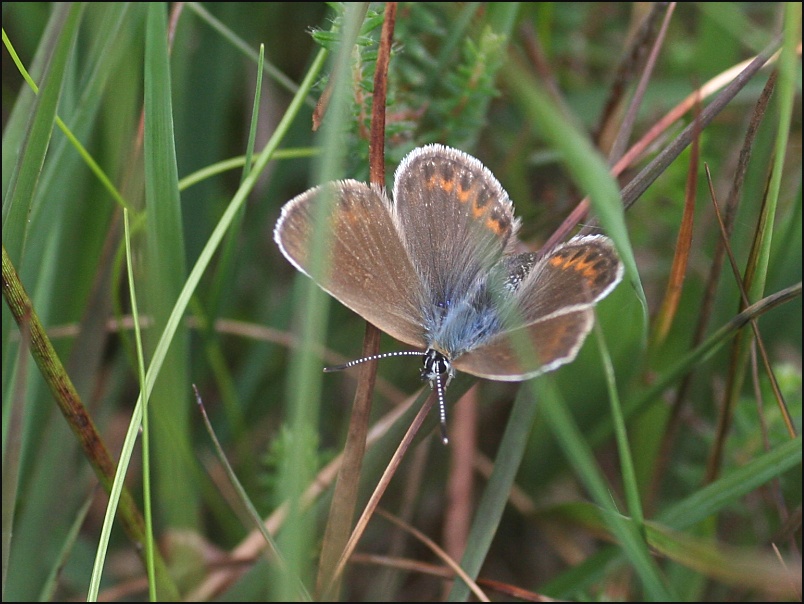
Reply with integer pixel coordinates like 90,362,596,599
274,180,428,349
392,145,520,315
453,235,623,380
451,308,594,380
508,235,624,318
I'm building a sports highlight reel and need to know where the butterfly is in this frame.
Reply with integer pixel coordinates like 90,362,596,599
274,144,623,443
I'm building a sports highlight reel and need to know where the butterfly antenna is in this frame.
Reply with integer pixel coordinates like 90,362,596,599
435,372,449,445
325,350,450,445
323,350,424,373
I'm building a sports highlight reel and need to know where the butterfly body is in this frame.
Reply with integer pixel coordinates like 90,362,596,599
422,275,503,360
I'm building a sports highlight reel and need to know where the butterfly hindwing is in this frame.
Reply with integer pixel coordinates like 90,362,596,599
512,235,624,323
452,308,594,380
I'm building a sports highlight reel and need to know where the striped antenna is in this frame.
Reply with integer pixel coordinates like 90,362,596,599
323,350,425,372
323,349,453,444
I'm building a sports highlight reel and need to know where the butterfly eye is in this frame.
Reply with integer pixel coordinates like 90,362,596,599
421,348,451,380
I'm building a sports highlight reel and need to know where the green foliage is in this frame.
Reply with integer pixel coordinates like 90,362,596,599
258,424,332,511
309,3,513,177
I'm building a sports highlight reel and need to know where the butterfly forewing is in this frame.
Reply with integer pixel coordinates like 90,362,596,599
274,180,427,348
392,146,520,308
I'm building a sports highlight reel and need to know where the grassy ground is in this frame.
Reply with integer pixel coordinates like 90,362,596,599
2,3,801,601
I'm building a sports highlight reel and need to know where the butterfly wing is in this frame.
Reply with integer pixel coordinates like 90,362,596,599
452,309,594,380
392,145,520,323
511,235,624,315
453,235,624,380
274,180,427,348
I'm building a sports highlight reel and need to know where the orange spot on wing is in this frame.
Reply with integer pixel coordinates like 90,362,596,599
485,216,506,235
551,252,601,286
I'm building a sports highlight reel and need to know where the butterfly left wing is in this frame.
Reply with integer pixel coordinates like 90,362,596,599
274,180,428,348
453,235,624,380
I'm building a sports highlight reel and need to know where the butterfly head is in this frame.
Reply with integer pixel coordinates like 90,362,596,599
421,348,454,445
